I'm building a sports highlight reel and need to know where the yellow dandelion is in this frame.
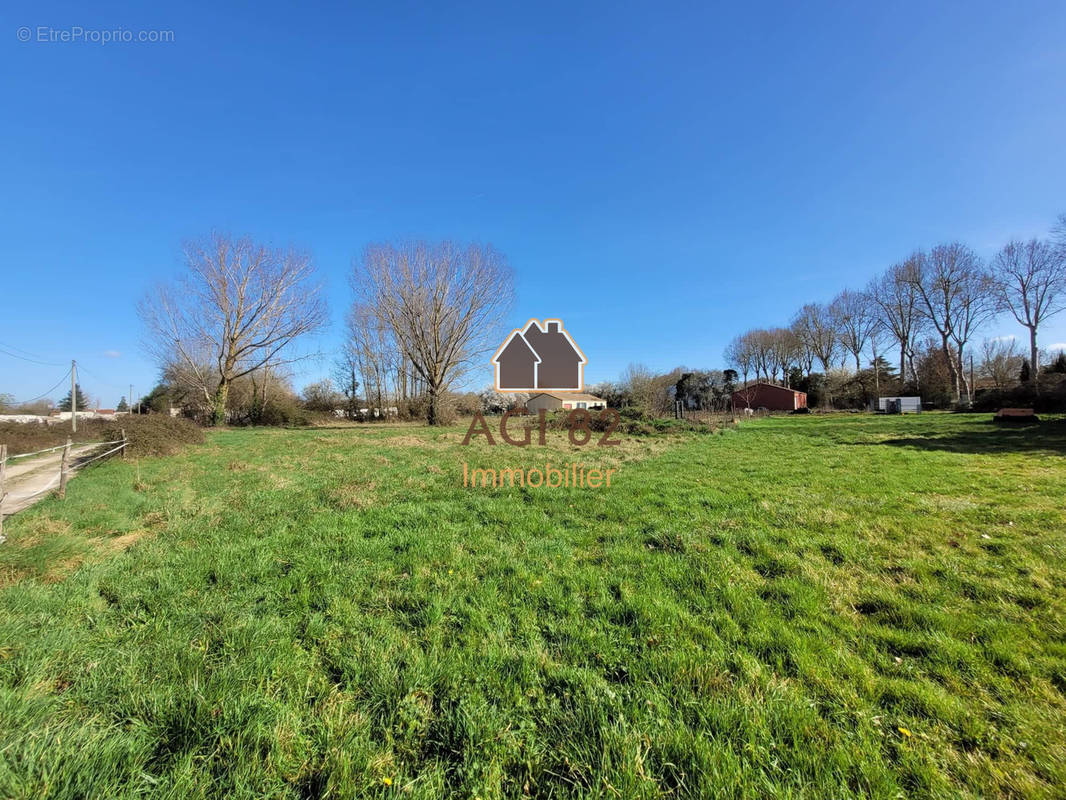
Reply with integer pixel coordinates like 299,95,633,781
898,727,911,738
382,776,393,786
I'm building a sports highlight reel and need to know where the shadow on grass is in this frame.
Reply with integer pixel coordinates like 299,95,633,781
871,418,1066,455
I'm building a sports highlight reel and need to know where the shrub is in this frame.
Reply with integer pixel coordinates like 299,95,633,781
402,394,456,425
102,415,205,457
452,392,481,417
622,421,656,436
619,407,653,423
971,376,1066,414
301,380,343,412
0,415,203,458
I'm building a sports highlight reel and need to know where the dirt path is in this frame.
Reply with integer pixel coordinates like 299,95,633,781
1,444,112,518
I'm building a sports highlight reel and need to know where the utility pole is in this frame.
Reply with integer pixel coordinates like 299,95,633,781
71,359,77,433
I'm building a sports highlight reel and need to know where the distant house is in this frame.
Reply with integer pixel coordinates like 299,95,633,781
49,410,120,421
731,383,807,412
526,392,607,413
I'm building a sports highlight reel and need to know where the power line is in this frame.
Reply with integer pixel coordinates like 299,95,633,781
74,363,129,394
3,367,73,406
0,340,63,363
0,346,65,367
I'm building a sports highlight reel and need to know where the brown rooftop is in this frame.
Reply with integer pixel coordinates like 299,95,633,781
530,392,605,402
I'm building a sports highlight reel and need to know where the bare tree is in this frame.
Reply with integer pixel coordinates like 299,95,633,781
724,334,756,386
831,288,876,373
904,243,996,404
978,337,1023,390
721,339,759,410
140,233,327,424
869,260,923,388
301,379,343,413
768,327,800,386
1054,213,1066,259
793,303,840,373
792,303,841,406
789,319,815,377
332,341,363,419
991,237,1065,392
352,241,514,425
621,363,661,412
868,318,890,397
345,302,401,415
750,329,775,382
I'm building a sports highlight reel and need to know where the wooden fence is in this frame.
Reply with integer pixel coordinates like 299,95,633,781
0,431,127,542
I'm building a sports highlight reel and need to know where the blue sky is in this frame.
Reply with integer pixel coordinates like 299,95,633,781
2,1,1065,405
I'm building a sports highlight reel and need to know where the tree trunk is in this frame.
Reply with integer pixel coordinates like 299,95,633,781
212,379,229,426
899,346,907,389
957,348,970,406
426,384,439,426
871,342,880,398
941,336,961,402
1029,326,1040,394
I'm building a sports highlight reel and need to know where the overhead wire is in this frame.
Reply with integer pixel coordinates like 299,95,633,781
0,346,65,367
0,340,65,364
4,350,132,408
4,367,73,406
73,362,129,395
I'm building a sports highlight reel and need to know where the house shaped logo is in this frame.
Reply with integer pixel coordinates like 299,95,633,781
492,318,588,391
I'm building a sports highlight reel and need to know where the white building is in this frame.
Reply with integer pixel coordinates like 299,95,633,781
876,396,922,414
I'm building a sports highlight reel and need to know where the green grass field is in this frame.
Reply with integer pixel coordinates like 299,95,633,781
1,414,1064,799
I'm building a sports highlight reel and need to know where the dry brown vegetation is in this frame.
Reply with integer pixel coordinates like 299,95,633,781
0,415,203,458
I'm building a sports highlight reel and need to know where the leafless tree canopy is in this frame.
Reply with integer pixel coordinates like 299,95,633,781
767,327,800,384
792,303,840,373
903,243,996,403
344,301,405,415
351,241,514,424
991,237,1065,390
717,213,1063,410
724,333,756,384
869,259,924,386
1053,214,1066,259
978,337,1024,390
830,289,876,373
140,232,327,423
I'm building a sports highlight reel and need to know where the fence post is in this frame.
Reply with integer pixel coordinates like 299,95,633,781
121,428,128,460
0,444,7,542
59,438,71,499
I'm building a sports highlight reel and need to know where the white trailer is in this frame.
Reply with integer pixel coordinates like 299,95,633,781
876,396,921,414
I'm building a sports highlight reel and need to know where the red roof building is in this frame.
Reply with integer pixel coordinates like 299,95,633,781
731,383,807,412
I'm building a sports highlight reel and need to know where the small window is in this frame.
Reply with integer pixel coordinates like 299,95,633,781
577,402,587,409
